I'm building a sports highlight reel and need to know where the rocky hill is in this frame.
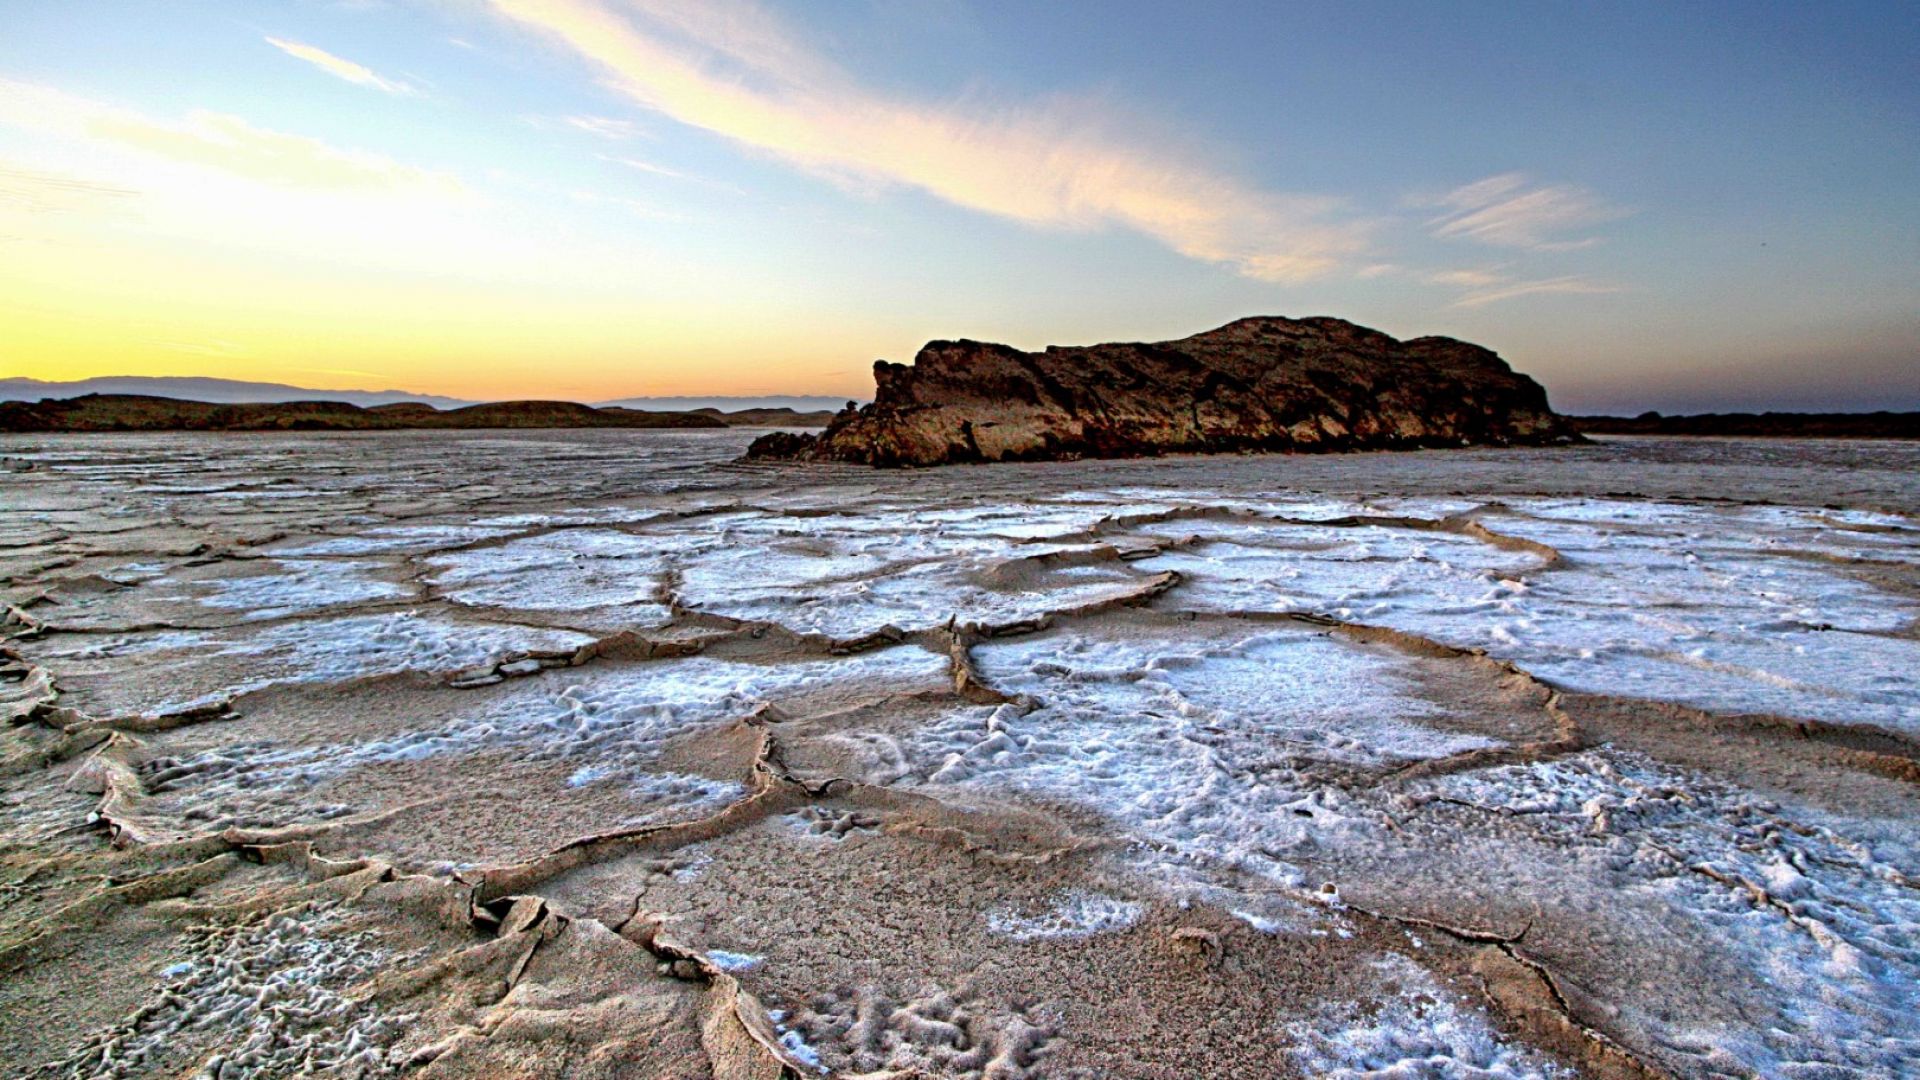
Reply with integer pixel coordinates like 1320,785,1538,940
747,316,1580,467
0,395,726,433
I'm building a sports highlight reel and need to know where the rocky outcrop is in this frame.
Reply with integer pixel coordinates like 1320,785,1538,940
747,316,1580,467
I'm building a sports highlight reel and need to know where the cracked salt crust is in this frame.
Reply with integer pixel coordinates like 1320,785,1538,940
276,523,520,556
1134,522,1539,622
1464,502,1920,729
138,645,948,829
47,902,413,1078
894,627,1498,892
9,432,1920,1078
188,558,409,620
1124,498,1920,731
1421,749,1920,1075
423,528,698,623
26,612,597,714
675,523,1159,637
1289,952,1567,1079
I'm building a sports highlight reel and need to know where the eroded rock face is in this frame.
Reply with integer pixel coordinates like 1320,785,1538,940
749,315,1580,466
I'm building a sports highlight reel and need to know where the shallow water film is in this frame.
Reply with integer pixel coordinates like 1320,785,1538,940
3,430,1917,1079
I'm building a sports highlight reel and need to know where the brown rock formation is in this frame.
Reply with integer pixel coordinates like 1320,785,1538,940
747,316,1581,467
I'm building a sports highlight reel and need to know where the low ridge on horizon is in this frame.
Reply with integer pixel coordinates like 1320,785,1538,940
0,375,859,415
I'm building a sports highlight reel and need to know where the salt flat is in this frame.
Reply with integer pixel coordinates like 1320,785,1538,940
2,430,1916,1078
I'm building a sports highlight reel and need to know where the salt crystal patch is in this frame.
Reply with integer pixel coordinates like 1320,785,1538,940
424,528,702,621
896,628,1499,896
705,949,764,973
189,558,407,619
1290,953,1565,1079
1424,749,1920,1074
41,612,596,714
986,890,1143,941
137,645,945,831
279,523,518,556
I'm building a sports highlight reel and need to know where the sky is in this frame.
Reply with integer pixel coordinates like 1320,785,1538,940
1,1,1915,412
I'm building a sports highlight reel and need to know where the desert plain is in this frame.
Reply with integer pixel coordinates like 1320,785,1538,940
1,429,1916,1078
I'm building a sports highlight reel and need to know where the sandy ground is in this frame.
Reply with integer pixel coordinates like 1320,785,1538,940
1,430,1916,1079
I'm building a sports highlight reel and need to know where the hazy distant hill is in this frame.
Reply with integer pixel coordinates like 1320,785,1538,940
0,376,475,409
692,406,836,427
0,394,727,433
596,394,858,413
1,378,860,417
1573,411,1920,439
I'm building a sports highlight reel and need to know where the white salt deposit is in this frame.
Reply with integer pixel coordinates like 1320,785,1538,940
423,529,697,624
189,558,409,620
705,949,765,972
1122,499,1920,732
1289,952,1565,1079
675,520,1158,637
1132,522,1539,621
46,902,411,1078
277,523,521,556
1424,749,1920,1076
1460,502,1920,729
985,890,1144,941
138,645,948,828
40,613,596,714
890,627,1496,892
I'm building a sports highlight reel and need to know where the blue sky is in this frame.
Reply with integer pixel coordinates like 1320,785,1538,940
1,0,1914,410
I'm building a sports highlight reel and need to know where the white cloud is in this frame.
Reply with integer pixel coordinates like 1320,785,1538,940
606,155,692,180
1423,172,1626,251
1450,274,1621,308
0,161,138,213
0,78,460,195
266,37,416,95
567,187,691,222
563,114,645,140
1425,267,1505,288
485,0,1367,281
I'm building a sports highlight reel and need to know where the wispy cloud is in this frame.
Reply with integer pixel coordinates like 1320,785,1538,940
0,78,461,195
1424,267,1505,289
568,187,691,222
486,0,1366,281
607,155,690,180
1363,261,1623,306
1422,172,1626,251
266,37,416,95
0,161,139,213
562,113,645,140
601,154,743,195
1449,274,1621,308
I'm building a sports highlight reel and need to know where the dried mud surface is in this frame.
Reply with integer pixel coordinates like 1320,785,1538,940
2,430,1917,1079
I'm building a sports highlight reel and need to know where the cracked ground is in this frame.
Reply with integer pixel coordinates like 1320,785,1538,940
2,429,1917,1079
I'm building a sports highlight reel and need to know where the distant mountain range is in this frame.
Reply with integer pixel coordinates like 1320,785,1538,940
0,377,859,415
1572,411,1920,439
596,395,855,412
0,395,740,433
0,376,476,410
